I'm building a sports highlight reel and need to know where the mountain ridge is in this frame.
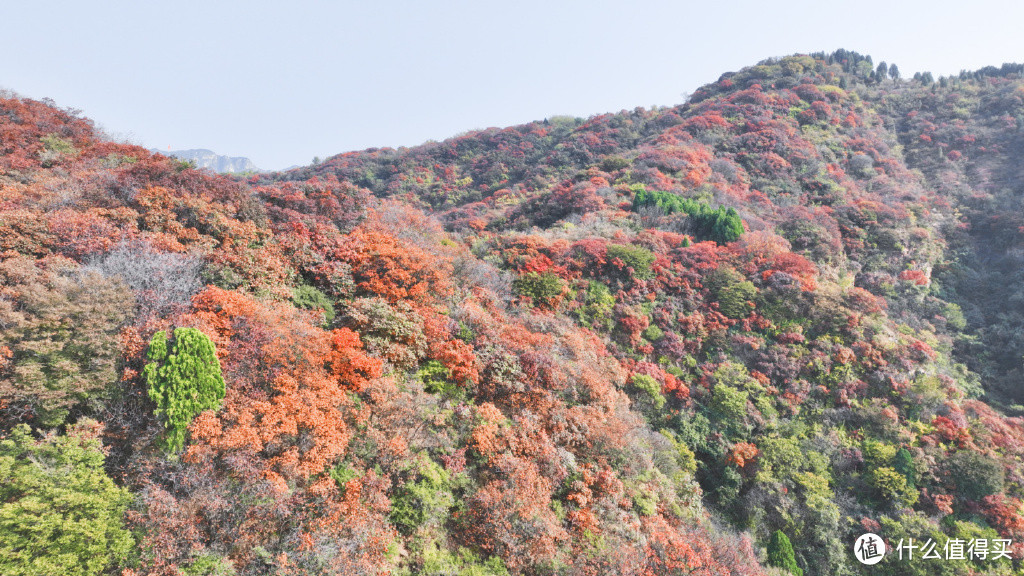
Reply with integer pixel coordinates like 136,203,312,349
2,50,1024,576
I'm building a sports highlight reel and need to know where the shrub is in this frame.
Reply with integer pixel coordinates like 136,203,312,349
330,462,362,492
38,134,77,167
574,281,616,330
40,133,77,155
341,297,427,371
182,554,236,576
292,284,336,324
399,539,508,576
601,156,631,172
945,451,1004,501
390,457,455,535
512,272,565,307
417,359,462,398
606,244,656,280
630,373,666,410
718,281,757,319
867,466,919,507
710,384,749,439
642,324,665,342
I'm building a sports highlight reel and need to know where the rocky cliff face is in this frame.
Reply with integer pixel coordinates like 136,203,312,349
154,148,259,173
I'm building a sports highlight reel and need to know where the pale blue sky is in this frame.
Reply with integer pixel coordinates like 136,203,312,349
5,1,1021,170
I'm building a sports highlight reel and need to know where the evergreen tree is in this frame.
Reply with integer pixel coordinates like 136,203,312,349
631,189,744,244
876,61,888,79
712,207,745,244
894,447,917,489
144,327,226,453
889,63,901,82
767,530,803,576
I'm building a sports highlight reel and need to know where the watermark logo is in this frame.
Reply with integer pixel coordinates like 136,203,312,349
853,534,1014,566
855,533,885,565
895,538,1013,561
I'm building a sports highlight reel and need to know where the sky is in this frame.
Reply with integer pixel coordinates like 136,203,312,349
4,0,1022,170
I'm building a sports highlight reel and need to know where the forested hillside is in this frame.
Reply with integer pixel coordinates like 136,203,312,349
3,51,1024,576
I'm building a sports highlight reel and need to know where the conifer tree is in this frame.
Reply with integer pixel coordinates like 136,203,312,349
894,447,916,489
889,63,900,82
144,327,225,452
767,530,803,576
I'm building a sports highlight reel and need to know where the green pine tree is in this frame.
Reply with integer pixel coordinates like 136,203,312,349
144,327,226,453
894,447,917,490
767,530,803,576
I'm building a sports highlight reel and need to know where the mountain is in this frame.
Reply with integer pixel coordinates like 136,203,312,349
3,50,1024,576
153,147,260,173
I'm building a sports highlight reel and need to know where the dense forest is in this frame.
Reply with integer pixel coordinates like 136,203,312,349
4,50,1024,575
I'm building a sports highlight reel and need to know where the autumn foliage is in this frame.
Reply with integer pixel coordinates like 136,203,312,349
6,51,1024,576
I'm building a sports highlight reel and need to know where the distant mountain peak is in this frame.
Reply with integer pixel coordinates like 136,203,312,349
152,148,260,174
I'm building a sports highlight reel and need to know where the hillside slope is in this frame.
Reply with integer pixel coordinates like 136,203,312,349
3,51,1024,576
